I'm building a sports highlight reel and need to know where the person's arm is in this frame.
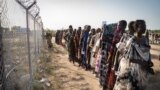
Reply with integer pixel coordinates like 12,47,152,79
64,32,68,42
89,36,95,48
84,33,88,55
159,54,160,60
113,51,120,71
74,35,77,52
93,39,100,57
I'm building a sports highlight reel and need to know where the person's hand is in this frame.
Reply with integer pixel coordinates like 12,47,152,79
111,67,115,71
93,53,97,58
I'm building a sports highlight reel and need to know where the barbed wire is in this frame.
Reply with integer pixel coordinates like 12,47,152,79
29,4,40,17
17,0,36,9
0,0,9,27
16,0,41,23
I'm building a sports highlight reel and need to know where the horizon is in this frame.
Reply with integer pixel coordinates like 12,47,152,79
37,0,160,30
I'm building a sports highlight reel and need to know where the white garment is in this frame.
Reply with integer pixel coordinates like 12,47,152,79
92,38,100,52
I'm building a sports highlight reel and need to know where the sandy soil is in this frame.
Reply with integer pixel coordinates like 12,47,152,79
47,42,101,90
146,44,160,90
150,44,160,71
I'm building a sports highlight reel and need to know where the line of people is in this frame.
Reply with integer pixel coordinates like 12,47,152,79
55,19,154,90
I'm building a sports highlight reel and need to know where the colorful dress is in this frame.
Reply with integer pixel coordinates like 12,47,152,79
107,26,124,90
90,33,101,68
99,24,116,88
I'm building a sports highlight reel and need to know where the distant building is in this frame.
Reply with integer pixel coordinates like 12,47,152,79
11,26,27,33
18,27,27,32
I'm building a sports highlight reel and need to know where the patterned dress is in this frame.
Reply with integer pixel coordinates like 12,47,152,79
107,27,124,90
90,33,101,68
114,36,152,90
99,24,116,89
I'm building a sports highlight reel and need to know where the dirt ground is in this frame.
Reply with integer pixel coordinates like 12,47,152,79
146,44,160,90
150,44,160,71
41,39,160,90
46,43,101,90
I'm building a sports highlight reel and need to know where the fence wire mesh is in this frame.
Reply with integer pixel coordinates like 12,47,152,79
0,0,44,90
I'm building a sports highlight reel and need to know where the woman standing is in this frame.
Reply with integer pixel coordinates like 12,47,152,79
70,29,77,64
114,20,153,90
75,27,82,64
106,20,127,90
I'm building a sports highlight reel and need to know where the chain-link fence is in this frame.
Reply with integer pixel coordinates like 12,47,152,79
0,0,44,90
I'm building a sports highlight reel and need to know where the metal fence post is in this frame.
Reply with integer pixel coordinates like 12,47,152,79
26,9,33,90
15,1,36,90
26,3,36,90
0,12,2,90
37,22,41,54
34,13,39,58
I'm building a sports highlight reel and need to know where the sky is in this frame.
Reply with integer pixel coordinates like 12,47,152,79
37,0,160,30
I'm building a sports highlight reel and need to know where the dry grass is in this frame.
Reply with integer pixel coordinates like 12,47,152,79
33,43,64,90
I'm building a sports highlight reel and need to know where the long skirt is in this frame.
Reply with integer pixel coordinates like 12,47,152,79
113,58,148,90
95,51,102,73
90,52,96,68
